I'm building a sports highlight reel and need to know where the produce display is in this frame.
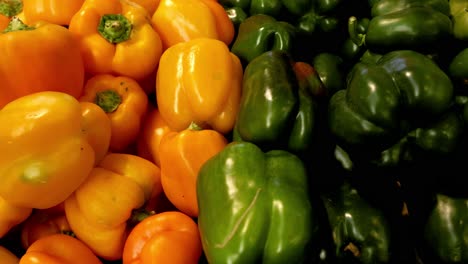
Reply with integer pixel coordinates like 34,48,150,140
0,0,467,263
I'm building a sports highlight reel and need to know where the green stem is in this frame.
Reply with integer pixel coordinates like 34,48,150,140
98,14,132,44
188,122,203,131
128,208,155,227
95,90,122,113
0,0,22,17
348,16,365,47
3,16,34,33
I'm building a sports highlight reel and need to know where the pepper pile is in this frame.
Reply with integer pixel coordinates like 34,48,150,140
0,0,467,263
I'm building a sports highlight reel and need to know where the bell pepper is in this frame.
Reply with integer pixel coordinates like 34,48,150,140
450,0,468,41
0,196,32,238
422,193,468,263
233,50,317,154
0,91,95,209
328,50,455,167
136,106,174,167
449,47,468,89
0,17,85,108
0,0,23,30
320,179,392,263
151,0,234,50
197,141,318,264
230,14,296,65
22,0,85,26
156,37,243,134
68,0,163,81
132,0,160,15
64,153,160,260
20,209,72,249
19,234,102,264
80,74,148,152
219,0,346,35
80,102,112,165
0,245,19,263
122,211,202,264
349,0,453,53
159,123,228,217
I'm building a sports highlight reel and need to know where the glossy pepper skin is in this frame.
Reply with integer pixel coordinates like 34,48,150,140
449,0,468,41
349,0,453,53
422,193,468,263
19,234,103,264
0,91,95,209
321,179,391,263
159,123,228,217
328,50,455,167
233,50,316,154
0,196,32,238
80,74,148,152
0,17,85,108
64,153,160,260
22,0,85,26
219,0,344,35
197,141,317,264
68,0,163,80
156,38,243,134
122,211,202,264
151,0,234,50
80,102,112,165
230,14,296,65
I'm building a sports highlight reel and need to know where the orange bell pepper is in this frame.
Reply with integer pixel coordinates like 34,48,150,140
0,17,85,109
80,102,112,165
122,211,202,264
136,106,174,167
0,91,95,210
152,0,234,49
22,0,85,26
64,153,161,260
159,123,227,217
0,196,32,238
156,37,243,134
80,74,148,152
19,234,102,264
20,209,72,249
68,0,163,80
0,245,19,264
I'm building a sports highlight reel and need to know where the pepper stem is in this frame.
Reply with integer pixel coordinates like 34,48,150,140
128,208,155,226
98,14,132,44
348,16,365,47
3,16,34,33
0,0,22,17
188,122,203,131
95,90,122,113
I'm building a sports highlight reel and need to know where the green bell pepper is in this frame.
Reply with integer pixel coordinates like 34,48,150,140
450,0,468,41
196,141,318,264
220,0,345,35
423,193,468,263
230,14,296,65
349,0,453,53
233,50,316,154
328,50,456,167
320,179,391,263
449,47,468,90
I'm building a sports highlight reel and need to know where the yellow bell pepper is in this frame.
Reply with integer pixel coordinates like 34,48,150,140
64,153,161,261
0,91,95,210
80,74,148,152
68,0,163,81
0,245,19,263
152,0,234,49
156,38,243,134
0,195,32,238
